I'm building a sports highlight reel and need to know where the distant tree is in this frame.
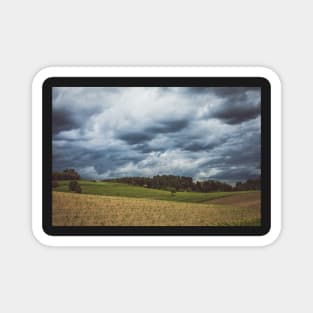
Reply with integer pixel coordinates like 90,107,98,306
235,177,260,191
63,168,80,180
167,187,177,196
52,169,80,181
103,175,235,193
195,181,202,192
69,180,82,193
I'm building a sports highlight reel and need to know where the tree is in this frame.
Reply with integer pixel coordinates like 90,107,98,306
69,180,82,193
52,169,80,181
167,187,177,196
234,177,260,191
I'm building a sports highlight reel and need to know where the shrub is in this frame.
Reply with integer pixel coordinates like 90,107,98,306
69,180,82,193
167,187,177,196
52,180,59,188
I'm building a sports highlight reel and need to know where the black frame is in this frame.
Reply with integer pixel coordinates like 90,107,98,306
43,77,271,236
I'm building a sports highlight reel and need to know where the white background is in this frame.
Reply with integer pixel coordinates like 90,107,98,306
0,0,311,312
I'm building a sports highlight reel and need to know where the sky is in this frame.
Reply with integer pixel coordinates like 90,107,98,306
52,86,261,183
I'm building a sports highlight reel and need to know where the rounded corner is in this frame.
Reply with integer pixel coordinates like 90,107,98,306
259,223,282,247
31,224,54,247
42,77,56,90
32,67,59,90
255,66,282,89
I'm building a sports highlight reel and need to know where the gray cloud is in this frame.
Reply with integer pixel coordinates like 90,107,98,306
210,167,260,181
146,119,190,134
118,132,154,145
52,87,261,182
52,109,79,134
184,87,261,124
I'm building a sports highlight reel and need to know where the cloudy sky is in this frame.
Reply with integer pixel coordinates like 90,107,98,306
52,86,261,183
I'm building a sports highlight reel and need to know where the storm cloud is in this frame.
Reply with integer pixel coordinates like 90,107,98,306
52,86,261,183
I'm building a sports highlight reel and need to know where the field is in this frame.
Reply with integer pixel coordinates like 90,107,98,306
53,180,251,203
52,181,261,226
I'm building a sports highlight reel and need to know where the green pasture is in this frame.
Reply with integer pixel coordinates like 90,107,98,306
53,180,256,203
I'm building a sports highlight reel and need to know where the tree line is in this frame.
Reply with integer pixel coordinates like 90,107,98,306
52,169,260,193
103,175,261,192
234,178,261,191
52,168,80,181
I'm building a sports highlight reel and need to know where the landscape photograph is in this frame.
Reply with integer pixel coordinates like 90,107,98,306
52,86,261,227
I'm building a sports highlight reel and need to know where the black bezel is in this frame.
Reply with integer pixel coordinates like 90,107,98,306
43,77,271,236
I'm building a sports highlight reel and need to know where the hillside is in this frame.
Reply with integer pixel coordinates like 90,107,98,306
53,180,257,203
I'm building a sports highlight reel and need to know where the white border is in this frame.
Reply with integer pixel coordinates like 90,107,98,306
32,67,281,247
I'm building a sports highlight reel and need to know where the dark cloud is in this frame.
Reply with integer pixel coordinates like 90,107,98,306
184,87,261,124
210,87,260,97
53,144,145,176
52,109,79,134
117,118,190,147
184,87,259,96
210,98,260,124
210,88,261,124
210,167,260,181
146,119,189,134
52,87,108,135
182,141,221,152
118,132,154,145
211,105,260,124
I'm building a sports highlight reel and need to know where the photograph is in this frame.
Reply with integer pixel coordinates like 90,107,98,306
51,86,262,227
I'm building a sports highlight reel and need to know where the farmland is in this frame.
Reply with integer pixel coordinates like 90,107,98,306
53,180,253,203
52,181,261,226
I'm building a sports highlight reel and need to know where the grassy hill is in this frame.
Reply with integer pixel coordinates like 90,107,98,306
53,180,257,203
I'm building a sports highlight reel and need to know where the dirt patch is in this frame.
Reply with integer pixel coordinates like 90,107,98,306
206,191,261,210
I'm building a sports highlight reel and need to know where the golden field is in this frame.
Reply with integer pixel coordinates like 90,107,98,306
52,191,261,226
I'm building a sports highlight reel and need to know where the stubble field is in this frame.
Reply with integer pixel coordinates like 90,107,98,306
52,188,261,226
